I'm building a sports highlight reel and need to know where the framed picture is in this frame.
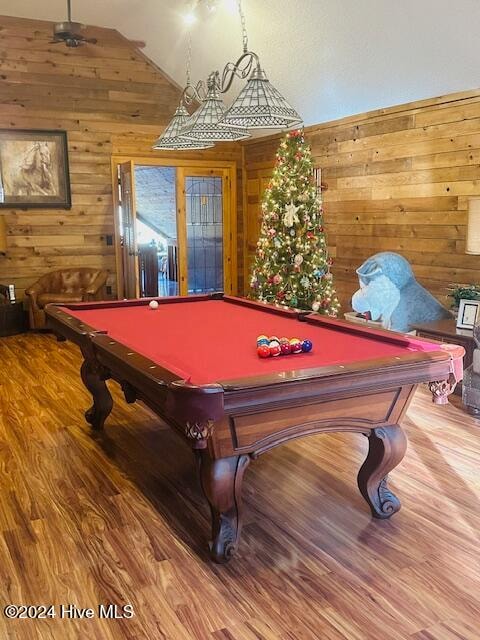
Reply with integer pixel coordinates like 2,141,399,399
456,298,480,329
0,129,71,209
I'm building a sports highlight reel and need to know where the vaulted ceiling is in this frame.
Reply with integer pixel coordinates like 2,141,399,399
2,0,479,127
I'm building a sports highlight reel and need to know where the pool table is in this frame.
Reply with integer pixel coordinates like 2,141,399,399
46,294,464,563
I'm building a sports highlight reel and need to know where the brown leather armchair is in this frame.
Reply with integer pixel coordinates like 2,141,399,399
25,268,108,329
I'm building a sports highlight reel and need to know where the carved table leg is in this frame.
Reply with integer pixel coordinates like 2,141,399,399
80,359,113,430
197,452,250,563
429,378,455,405
357,424,407,519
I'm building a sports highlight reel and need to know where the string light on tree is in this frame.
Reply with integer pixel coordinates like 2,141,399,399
250,129,340,315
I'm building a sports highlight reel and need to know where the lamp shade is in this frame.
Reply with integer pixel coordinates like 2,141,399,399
0,215,6,255
466,197,480,255
219,66,303,130
153,104,214,151
181,75,251,143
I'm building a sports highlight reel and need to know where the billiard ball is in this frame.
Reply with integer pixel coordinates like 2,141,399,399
280,342,291,355
257,334,269,344
257,345,271,358
269,335,280,343
279,337,290,345
149,300,159,309
290,338,302,354
301,339,313,352
257,338,269,346
269,343,281,357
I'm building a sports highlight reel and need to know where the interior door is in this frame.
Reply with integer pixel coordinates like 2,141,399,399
118,161,139,298
179,168,232,296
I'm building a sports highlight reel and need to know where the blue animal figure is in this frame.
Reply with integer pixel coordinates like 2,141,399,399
351,252,452,333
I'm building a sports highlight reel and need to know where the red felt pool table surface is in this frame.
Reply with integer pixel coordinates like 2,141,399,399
63,297,441,385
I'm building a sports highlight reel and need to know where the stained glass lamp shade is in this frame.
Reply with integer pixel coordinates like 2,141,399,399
153,104,214,150
181,78,250,143
219,66,302,129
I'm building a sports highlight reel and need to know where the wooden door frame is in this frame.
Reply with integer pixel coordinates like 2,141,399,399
111,156,237,299
118,160,140,299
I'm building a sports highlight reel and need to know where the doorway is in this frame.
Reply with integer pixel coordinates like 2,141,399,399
113,158,236,299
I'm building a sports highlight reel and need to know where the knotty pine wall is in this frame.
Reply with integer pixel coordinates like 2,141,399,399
0,15,244,298
243,89,480,310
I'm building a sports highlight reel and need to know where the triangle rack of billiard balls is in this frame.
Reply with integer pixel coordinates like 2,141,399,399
257,335,313,358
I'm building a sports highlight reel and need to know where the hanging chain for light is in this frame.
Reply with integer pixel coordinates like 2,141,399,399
217,0,257,91
182,29,207,106
186,31,192,87
237,0,248,53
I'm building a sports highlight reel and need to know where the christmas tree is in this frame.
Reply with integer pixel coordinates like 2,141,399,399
250,130,340,315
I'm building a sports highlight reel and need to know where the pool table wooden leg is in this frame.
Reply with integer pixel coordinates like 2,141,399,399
80,358,113,430
357,424,407,519
197,452,250,563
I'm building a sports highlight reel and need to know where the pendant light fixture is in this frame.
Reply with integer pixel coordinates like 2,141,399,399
153,0,302,152
218,2,302,130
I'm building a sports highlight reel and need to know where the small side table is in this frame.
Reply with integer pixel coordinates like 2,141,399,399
411,318,474,396
0,301,27,337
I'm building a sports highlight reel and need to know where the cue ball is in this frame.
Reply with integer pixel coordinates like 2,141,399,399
149,300,159,309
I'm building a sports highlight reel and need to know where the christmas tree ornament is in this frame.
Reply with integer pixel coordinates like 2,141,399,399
283,202,300,227
294,254,304,266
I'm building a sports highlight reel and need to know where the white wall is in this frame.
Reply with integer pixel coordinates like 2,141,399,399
3,0,480,125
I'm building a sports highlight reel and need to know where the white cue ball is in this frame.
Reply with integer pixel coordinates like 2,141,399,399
149,300,159,309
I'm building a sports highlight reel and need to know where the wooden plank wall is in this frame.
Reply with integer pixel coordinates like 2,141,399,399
0,15,243,298
243,89,480,310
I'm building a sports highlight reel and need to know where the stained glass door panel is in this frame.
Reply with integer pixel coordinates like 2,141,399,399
185,176,224,294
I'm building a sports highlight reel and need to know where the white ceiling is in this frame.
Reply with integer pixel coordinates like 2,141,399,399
3,0,480,126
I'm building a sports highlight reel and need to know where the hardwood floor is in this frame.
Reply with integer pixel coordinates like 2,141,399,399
0,333,479,640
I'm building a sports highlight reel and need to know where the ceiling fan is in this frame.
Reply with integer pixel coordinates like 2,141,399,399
51,0,97,47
